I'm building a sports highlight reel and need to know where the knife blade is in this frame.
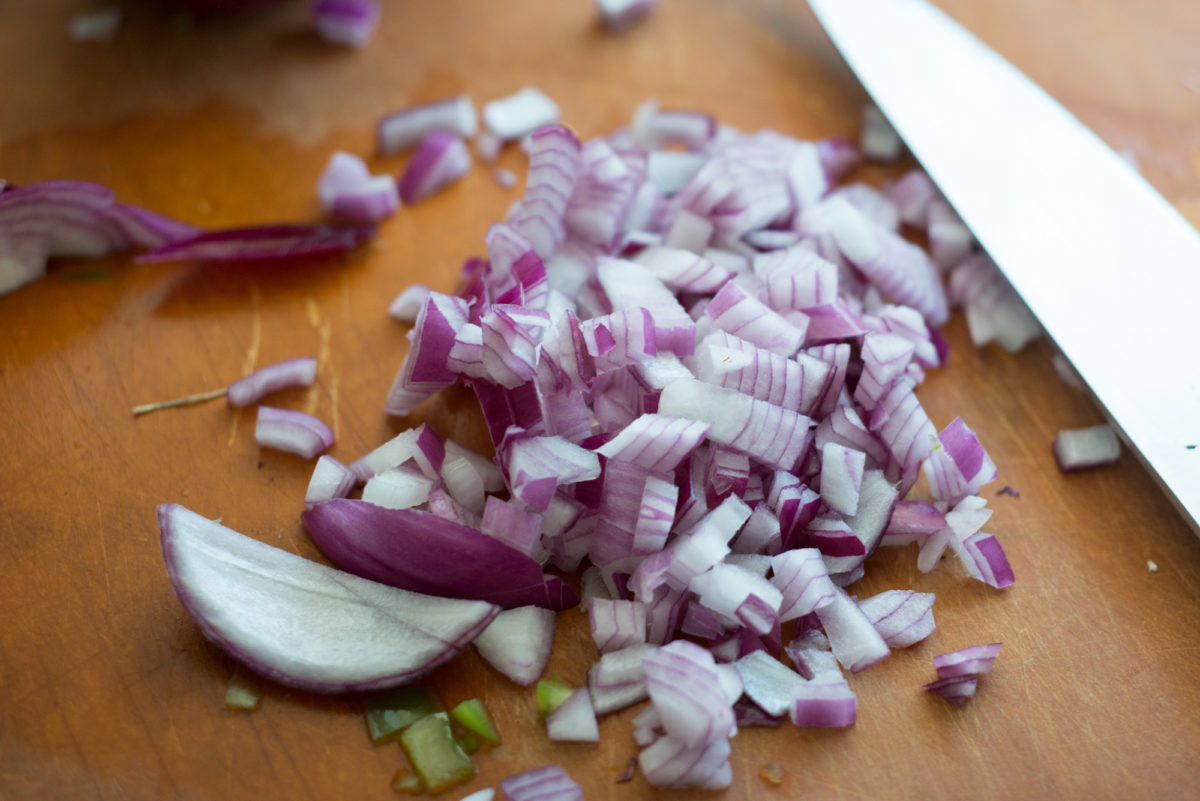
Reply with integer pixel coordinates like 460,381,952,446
806,0,1200,535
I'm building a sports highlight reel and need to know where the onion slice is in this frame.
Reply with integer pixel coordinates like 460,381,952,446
378,95,478,156
158,504,498,692
500,765,584,801
1053,424,1121,472
136,222,376,263
226,357,318,408
254,406,334,458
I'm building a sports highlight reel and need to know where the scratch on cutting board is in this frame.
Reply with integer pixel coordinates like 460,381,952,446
227,286,262,446
96,501,114,612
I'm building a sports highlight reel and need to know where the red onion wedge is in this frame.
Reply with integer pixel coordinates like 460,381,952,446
545,688,600,743
472,606,556,686
0,179,199,295
1053,424,1121,472
226,356,318,408
254,406,334,458
398,132,472,205
136,222,376,263
301,500,579,610
377,95,478,156
312,0,380,48
157,504,498,692
500,764,584,801
317,151,399,222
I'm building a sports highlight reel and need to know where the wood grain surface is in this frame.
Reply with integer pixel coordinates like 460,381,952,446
3,1,1200,799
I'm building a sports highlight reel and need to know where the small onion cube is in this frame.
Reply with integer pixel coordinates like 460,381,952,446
733,650,806,717
790,679,857,727
387,283,432,323
500,765,583,801
377,95,477,156
483,88,561,142
589,598,648,653
317,151,399,222
398,132,472,204
923,675,979,707
226,356,318,408
254,407,334,459
860,103,902,163
472,606,557,686
304,455,356,508
814,585,890,673
933,642,1002,679
312,0,381,48
545,688,600,743
361,465,434,510
857,589,936,648
1053,424,1121,472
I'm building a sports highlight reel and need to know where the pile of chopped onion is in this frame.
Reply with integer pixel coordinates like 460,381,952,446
291,99,1020,789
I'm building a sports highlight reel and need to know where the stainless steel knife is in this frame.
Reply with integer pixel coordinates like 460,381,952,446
806,0,1200,535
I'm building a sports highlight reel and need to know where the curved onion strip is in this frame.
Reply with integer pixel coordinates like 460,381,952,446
227,357,318,408
254,406,334,459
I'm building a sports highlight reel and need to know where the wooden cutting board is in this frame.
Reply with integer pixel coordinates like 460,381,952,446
3,1,1200,799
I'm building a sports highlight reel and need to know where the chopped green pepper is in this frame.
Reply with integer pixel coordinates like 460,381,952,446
365,686,441,743
454,730,480,754
536,678,575,718
399,712,475,793
224,674,261,711
449,698,501,745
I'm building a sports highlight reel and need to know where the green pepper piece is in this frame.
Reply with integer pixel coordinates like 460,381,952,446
536,678,575,718
454,730,480,754
399,712,476,793
365,687,441,743
449,698,501,745
224,674,261,711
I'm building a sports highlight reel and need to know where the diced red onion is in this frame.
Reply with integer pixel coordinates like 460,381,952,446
860,104,902,163
398,132,472,204
510,125,581,258
546,688,600,743
304,455,356,508
480,496,544,557
924,416,997,504
819,443,866,516
663,209,714,254
881,499,946,546
500,764,583,801
472,606,556,686
361,465,434,510
351,424,445,482
926,199,973,269
948,252,1042,353
922,675,978,707
227,357,318,408
384,292,470,415
595,0,657,31
589,598,648,653
254,406,334,458
857,589,936,647
377,95,477,156
312,0,380,48
813,584,890,673
1053,424,1121,472
790,678,857,727
504,435,602,512
484,88,561,142
886,169,939,228
934,642,1002,679
770,548,836,621
316,151,399,222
